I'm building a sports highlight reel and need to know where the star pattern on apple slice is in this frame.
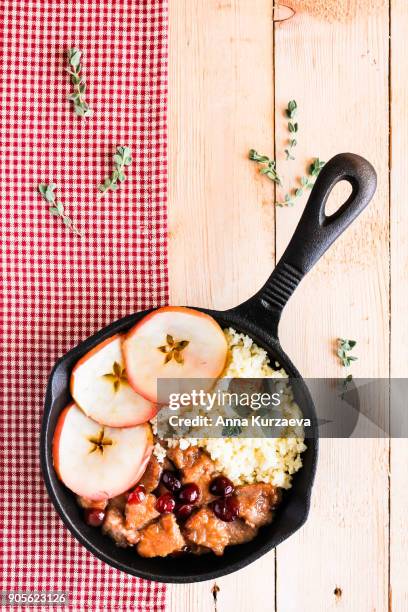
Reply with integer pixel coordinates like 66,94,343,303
88,428,113,455
157,334,190,365
102,361,128,392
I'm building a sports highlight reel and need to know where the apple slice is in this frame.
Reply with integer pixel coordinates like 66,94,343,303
71,334,158,427
123,306,228,402
52,403,153,501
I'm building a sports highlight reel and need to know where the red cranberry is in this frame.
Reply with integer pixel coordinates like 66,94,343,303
175,503,193,521
161,469,182,493
155,492,176,514
178,483,200,504
209,476,234,497
84,508,105,527
127,485,146,504
210,495,239,522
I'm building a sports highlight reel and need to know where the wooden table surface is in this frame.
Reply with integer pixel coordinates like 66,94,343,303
167,2,407,610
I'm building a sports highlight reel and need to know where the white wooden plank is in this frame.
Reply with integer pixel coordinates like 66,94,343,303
274,8,390,612
167,554,276,612
167,1,277,609
168,0,276,311
390,0,408,609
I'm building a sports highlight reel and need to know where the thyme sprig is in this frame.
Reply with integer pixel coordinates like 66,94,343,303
248,149,282,186
222,424,242,438
66,48,92,118
250,100,326,207
285,100,298,160
38,183,83,237
98,146,132,195
277,158,325,207
337,339,357,394
340,372,353,399
337,338,358,368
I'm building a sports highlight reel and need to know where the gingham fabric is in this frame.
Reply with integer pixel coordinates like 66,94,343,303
1,1,167,610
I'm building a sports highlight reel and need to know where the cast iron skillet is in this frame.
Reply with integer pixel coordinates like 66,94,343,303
41,152,377,583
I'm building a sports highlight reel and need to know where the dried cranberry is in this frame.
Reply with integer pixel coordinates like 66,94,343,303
175,503,193,521
84,508,105,527
127,485,146,504
178,483,200,504
155,492,176,514
209,475,234,497
161,469,182,493
210,495,239,522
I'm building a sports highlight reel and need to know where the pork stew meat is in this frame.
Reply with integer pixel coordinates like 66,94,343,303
125,493,159,530
138,455,162,492
167,446,218,503
102,507,140,547
235,483,281,528
80,446,282,557
137,514,185,558
183,507,230,556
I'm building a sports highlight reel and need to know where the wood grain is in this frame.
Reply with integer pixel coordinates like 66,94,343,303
168,2,276,608
274,8,390,612
390,1,408,610
168,0,276,311
167,1,395,610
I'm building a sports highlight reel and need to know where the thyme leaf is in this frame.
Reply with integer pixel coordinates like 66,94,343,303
337,338,358,368
276,157,325,207
340,372,353,400
250,102,325,207
98,146,132,195
38,183,83,237
222,424,242,437
66,48,92,118
285,100,298,160
249,149,282,186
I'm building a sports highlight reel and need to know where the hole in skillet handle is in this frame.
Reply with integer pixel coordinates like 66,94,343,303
324,180,353,216
236,153,377,333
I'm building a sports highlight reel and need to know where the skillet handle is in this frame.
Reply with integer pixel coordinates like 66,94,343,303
235,153,377,331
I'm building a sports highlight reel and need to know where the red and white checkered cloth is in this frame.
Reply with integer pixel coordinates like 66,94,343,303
1,0,168,609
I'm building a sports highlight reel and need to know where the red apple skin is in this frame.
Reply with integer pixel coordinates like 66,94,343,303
52,404,154,500
123,306,228,402
52,402,74,481
70,333,159,427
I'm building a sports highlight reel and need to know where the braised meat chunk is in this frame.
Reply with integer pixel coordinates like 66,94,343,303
107,493,127,513
138,455,162,492
167,446,217,503
167,446,201,470
235,483,281,528
125,493,160,530
225,519,258,545
137,514,185,558
183,507,230,556
102,507,140,547
184,507,259,555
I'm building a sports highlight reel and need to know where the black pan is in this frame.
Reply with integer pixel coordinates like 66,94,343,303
40,152,377,583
